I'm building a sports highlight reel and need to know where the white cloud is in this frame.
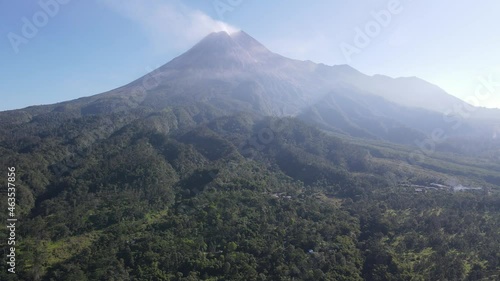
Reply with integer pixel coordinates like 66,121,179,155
103,0,239,53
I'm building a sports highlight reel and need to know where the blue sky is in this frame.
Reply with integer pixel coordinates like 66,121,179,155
1,0,499,111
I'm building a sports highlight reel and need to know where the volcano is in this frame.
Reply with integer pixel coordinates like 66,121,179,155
2,30,499,144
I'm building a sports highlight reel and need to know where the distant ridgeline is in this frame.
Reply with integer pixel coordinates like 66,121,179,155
0,31,499,280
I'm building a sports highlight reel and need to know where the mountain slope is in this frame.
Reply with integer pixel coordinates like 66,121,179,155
3,31,499,150
1,31,500,280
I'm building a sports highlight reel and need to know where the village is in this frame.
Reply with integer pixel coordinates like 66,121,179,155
400,182,484,193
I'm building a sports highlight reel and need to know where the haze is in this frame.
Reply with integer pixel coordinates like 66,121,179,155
1,0,499,110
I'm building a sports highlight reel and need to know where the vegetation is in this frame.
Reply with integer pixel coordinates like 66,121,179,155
0,106,499,280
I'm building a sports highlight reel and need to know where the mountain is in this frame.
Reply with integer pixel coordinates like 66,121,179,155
3,31,499,148
1,31,500,280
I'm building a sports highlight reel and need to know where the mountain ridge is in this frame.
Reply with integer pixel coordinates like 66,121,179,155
1,31,499,149
1,30,500,281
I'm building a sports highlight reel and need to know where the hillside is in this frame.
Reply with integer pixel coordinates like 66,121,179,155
0,31,499,280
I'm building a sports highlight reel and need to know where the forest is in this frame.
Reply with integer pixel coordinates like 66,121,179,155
0,105,499,280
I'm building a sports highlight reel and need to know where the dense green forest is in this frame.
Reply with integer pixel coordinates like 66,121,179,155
0,106,499,280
